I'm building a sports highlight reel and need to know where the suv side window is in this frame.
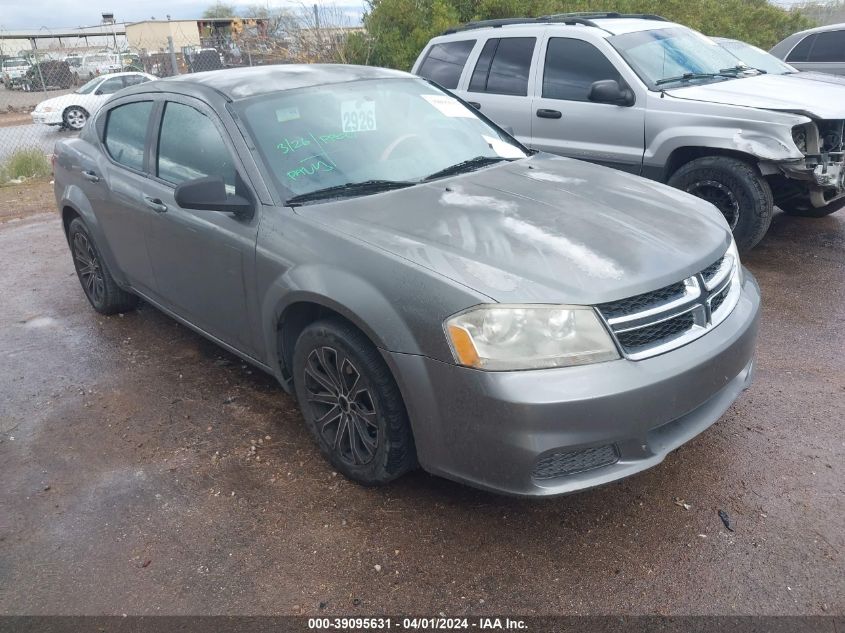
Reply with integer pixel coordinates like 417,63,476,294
469,37,536,96
806,30,845,62
417,40,476,89
157,101,235,187
104,101,153,171
787,34,816,62
543,38,623,102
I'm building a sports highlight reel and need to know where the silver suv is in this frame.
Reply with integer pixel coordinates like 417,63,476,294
413,13,845,250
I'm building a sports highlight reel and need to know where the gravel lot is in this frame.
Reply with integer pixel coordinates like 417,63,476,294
1,83,74,111
0,188,842,616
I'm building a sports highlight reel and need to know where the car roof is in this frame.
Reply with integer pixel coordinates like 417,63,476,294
783,21,845,38
124,64,415,101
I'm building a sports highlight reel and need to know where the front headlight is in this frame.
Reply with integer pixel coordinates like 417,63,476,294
726,237,743,286
40,106,54,112
445,305,620,371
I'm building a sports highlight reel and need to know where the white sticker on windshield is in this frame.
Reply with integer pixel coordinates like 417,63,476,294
482,135,525,159
421,94,475,118
341,99,377,132
275,106,300,123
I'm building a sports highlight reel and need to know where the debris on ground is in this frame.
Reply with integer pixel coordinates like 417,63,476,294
673,497,691,510
718,509,735,532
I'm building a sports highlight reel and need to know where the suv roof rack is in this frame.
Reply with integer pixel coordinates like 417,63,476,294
544,12,668,21
442,12,667,35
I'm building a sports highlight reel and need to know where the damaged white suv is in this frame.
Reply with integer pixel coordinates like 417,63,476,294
413,13,845,250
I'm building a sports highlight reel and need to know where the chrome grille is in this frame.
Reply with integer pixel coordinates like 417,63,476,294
532,445,619,480
700,256,724,285
597,252,740,360
616,312,695,350
598,281,686,319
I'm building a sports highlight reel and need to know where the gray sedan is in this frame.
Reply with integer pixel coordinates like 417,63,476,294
53,65,760,496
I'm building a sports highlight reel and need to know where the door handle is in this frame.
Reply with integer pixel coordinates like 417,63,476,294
81,169,100,182
536,109,562,119
143,195,168,213
467,101,481,110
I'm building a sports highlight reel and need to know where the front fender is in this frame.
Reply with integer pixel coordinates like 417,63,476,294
645,96,810,169
261,263,440,378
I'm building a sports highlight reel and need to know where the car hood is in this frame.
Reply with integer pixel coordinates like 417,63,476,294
299,155,731,305
665,73,845,119
795,71,845,87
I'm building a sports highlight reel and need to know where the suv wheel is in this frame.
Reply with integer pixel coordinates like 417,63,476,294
293,318,416,485
68,218,139,315
668,156,773,251
63,106,88,131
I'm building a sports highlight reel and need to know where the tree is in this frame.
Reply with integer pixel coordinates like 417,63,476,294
345,0,814,70
203,2,237,19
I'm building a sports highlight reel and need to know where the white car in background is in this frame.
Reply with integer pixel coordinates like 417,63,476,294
30,72,155,130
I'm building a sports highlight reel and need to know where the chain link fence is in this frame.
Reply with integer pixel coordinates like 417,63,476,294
0,13,361,182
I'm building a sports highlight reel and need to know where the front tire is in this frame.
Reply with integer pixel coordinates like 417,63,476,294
293,318,416,485
62,106,88,131
68,218,138,315
668,156,773,251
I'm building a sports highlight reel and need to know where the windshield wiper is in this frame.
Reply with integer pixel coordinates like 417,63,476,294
422,156,511,182
285,179,415,206
655,72,725,86
719,65,765,76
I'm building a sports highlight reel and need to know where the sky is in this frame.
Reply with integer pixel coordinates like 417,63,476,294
0,0,364,30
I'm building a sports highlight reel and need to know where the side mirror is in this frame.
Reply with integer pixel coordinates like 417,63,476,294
174,176,253,218
94,89,103,95
502,125,515,137
588,79,635,107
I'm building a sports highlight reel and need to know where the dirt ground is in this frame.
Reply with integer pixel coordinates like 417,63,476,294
0,183,842,616
0,177,54,221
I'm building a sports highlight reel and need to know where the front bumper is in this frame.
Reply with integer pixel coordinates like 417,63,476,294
388,272,761,497
31,111,62,126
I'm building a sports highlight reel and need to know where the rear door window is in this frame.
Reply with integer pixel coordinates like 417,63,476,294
97,76,125,95
123,74,150,87
469,37,536,96
787,34,815,62
417,40,476,89
806,30,845,62
103,101,153,171
542,38,623,101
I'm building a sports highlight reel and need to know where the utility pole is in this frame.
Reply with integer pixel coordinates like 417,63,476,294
167,35,179,76
313,3,322,52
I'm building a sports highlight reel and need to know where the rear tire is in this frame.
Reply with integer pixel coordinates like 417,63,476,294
293,317,416,486
68,218,138,315
668,156,773,251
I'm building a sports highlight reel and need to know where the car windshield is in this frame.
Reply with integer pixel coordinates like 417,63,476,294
75,76,103,94
3,59,28,68
66,57,82,67
716,39,796,75
610,27,754,89
237,77,527,201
